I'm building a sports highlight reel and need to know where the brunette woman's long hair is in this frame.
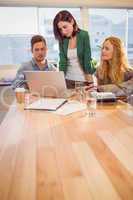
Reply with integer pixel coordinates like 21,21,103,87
53,10,79,41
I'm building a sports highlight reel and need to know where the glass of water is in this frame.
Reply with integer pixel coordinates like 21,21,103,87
85,91,97,117
75,81,84,102
127,94,133,106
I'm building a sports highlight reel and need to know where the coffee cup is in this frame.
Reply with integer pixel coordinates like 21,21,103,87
15,87,25,103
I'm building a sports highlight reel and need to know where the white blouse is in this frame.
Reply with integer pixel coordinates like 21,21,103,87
65,48,85,81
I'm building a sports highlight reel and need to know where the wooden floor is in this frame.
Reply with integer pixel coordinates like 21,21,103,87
0,100,133,200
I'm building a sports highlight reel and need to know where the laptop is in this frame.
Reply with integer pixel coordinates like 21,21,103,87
24,71,67,98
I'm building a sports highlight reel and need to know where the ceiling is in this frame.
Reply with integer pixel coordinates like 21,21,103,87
0,0,133,8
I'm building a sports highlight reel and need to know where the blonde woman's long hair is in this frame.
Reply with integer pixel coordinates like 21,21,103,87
98,36,129,84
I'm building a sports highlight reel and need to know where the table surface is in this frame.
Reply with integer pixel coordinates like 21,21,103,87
0,100,133,200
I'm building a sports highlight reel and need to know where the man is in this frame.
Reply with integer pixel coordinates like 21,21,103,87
12,35,56,89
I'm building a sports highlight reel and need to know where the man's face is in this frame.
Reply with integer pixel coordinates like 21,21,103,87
32,41,47,63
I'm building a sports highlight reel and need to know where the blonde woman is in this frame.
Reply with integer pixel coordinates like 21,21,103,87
96,36,133,96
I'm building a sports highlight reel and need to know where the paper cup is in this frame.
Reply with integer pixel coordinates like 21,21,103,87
15,87,25,103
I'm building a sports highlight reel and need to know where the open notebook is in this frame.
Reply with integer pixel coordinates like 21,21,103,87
24,98,67,111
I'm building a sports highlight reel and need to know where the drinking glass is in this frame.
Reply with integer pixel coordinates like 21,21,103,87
127,94,133,106
85,91,97,117
75,81,84,102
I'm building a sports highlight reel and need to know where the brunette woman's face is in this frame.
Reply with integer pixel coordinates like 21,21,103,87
57,20,74,37
101,40,114,61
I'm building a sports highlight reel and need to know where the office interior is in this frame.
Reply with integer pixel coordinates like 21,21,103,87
0,1,133,200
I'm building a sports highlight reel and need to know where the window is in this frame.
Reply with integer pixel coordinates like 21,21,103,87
0,7,37,65
0,7,132,66
128,10,133,65
0,7,81,66
0,35,32,65
89,9,127,61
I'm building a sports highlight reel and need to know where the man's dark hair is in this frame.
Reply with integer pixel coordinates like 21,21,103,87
31,35,46,50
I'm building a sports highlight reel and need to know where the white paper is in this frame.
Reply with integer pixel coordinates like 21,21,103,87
25,98,67,110
91,92,116,100
54,100,86,115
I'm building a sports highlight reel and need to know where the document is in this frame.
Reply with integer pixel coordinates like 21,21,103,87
24,98,67,111
54,100,86,115
91,92,116,102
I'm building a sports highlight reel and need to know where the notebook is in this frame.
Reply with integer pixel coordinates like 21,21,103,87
24,98,67,111
91,92,116,102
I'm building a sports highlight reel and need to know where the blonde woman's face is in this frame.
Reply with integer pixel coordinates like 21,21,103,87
57,21,74,37
101,40,114,61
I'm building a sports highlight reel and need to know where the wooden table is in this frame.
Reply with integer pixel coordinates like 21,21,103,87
0,100,133,200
